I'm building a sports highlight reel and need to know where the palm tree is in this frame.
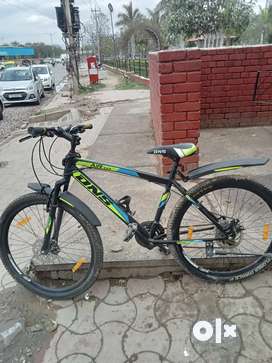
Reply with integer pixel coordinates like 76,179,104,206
116,1,142,57
146,8,161,25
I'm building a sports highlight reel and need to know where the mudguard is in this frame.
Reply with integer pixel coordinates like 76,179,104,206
59,192,101,226
27,183,101,227
187,158,269,180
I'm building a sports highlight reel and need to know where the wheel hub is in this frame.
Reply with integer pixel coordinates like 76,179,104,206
215,217,243,248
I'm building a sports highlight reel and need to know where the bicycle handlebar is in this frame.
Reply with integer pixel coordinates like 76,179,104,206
19,123,93,143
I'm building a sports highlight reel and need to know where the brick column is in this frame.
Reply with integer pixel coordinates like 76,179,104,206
149,49,201,175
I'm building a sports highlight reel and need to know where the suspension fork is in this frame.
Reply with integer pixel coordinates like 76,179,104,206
41,178,67,253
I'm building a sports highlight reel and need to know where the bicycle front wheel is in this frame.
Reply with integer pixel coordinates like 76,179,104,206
0,193,103,300
167,176,272,282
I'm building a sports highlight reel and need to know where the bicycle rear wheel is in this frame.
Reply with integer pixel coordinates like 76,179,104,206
0,193,103,299
167,176,272,282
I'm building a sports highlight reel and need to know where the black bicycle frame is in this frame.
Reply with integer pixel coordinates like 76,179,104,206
42,155,227,251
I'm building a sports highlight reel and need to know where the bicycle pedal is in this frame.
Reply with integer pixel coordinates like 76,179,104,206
124,223,138,242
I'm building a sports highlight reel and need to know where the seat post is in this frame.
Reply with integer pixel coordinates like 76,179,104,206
168,159,179,181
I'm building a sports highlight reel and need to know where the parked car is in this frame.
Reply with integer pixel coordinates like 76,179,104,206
0,67,44,105
32,64,55,90
0,95,4,120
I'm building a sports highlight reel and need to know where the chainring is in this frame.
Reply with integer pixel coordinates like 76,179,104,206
135,221,165,248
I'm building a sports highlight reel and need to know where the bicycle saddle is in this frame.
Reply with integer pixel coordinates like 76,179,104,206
147,143,197,161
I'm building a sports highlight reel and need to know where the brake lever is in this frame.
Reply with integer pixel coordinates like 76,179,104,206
19,135,32,143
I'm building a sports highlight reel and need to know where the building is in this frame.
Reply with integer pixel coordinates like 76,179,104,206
0,47,35,60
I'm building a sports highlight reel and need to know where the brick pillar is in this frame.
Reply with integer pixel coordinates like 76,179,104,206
149,49,201,175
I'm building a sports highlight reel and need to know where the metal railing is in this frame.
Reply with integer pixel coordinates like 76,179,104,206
104,57,149,78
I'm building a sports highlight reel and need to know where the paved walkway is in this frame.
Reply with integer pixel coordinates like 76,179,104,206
40,272,272,362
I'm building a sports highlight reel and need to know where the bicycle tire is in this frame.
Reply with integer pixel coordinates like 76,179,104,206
167,176,272,282
0,193,103,300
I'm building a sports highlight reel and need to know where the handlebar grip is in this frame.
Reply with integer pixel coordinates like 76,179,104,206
83,123,93,130
28,127,47,137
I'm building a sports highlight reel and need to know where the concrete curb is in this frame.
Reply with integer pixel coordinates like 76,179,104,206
100,258,182,279
29,109,70,123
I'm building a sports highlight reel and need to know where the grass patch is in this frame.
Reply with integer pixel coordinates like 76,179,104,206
115,79,148,90
79,83,106,94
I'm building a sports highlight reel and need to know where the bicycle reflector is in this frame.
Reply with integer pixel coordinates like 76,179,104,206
16,216,32,228
263,224,269,241
187,226,193,240
72,258,87,273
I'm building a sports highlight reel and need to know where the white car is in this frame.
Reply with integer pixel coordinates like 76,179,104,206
32,64,55,90
0,67,44,105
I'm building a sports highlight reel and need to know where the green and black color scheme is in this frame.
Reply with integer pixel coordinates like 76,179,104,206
0,123,272,300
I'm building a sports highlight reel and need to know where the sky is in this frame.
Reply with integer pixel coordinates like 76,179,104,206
0,0,268,47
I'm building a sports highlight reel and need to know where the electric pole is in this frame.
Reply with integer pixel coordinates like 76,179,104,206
63,0,79,93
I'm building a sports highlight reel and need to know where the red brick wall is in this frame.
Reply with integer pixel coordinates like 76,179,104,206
201,45,272,128
149,49,201,175
149,45,272,175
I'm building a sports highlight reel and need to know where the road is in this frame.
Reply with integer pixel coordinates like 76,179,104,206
0,63,67,142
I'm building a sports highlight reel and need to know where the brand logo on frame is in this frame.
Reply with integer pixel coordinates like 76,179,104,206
192,319,237,344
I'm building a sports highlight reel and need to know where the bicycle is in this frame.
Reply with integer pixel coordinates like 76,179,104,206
0,124,272,300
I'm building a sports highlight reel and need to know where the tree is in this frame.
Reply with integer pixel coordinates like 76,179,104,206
241,5,272,44
84,10,111,61
162,0,254,43
116,1,143,57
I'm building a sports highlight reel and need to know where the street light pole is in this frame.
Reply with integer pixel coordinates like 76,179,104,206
108,3,117,66
63,0,79,93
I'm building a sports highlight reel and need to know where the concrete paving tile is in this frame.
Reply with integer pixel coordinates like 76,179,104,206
89,279,110,300
236,356,256,363
43,326,66,363
130,294,159,332
123,326,170,359
159,279,187,302
165,319,200,362
218,296,263,319
56,304,77,328
127,277,165,298
221,283,246,298
201,348,239,363
251,287,272,322
0,272,16,291
126,351,165,362
155,296,198,323
95,322,128,363
260,320,272,351
104,285,130,305
59,353,94,363
51,300,76,309
56,328,102,361
233,315,272,360
69,301,97,333
95,300,136,326
241,270,272,291
193,288,224,320
181,274,218,296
